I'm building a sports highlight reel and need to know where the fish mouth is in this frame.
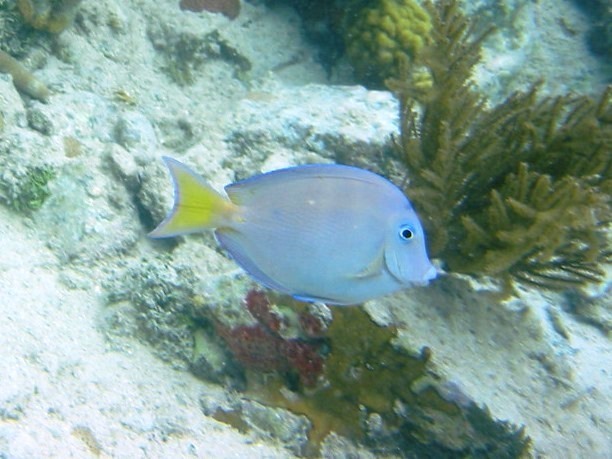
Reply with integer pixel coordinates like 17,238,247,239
408,265,438,287
424,264,437,281
386,263,437,286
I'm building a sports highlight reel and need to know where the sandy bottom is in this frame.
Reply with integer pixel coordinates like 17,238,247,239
0,206,290,458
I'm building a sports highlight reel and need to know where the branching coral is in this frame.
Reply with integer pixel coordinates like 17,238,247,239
387,0,611,291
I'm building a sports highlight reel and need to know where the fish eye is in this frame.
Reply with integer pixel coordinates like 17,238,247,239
398,225,415,241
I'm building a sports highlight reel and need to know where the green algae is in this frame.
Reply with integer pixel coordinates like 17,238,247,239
3,165,55,213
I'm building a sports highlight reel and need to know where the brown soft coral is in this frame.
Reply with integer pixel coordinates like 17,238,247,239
0,50,50,102
388,0,611,291
17,0,83,33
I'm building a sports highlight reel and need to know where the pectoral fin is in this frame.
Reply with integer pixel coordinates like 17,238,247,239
352,245,385,279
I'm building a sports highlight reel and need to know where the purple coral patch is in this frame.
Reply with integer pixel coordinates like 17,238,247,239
216,290,326,387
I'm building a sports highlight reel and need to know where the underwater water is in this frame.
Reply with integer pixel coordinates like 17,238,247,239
0,0,610,458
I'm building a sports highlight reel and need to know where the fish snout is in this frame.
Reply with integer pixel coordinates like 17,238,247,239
411,263,437,287
423,264,437,282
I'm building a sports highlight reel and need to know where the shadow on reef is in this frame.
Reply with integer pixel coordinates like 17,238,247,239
570,0,612,59
200,290,531,457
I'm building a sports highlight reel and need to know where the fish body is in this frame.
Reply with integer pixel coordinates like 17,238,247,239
150,157,436,305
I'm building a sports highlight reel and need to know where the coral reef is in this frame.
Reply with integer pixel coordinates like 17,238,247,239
179,0,241,20
343,0,433,87
17,0,83,33
211,290,531,457
0,50,50,102
387,0,611,291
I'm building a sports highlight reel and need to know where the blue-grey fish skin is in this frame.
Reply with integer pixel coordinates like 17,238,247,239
216,164,436,305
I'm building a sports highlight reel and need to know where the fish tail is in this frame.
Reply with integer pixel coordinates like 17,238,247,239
149,157,236,238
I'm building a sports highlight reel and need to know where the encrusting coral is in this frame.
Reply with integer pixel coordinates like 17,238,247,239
129,172,539,454
387,0,611,291
210,290,531,457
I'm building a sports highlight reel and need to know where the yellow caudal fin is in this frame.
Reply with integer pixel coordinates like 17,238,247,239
149,157,237,238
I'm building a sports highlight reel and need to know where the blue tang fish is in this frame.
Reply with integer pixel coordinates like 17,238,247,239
150,157,436,305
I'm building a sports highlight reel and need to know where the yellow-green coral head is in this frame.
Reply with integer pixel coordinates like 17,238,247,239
344,0,432,87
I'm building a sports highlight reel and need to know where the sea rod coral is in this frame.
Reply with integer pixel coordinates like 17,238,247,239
0,49,50,101
387,0,611,291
